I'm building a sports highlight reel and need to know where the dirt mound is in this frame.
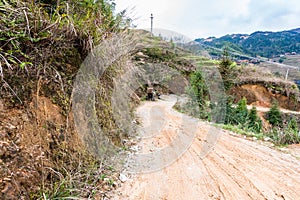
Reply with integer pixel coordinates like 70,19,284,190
229,84,300,111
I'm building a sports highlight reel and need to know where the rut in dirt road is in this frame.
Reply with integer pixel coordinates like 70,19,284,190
113,95,300,200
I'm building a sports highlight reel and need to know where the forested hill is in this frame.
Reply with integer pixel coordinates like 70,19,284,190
195,28,300,58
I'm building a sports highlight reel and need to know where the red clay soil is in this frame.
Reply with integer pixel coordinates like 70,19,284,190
112,95,300,200
0,97,82,199
229,84,300,111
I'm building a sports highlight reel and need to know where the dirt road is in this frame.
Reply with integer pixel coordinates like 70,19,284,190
247,105,300,115
113,95,300,200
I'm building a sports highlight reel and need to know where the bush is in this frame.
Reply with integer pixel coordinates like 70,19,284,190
268,125,300,145
224,97,262,133
267,117,299,145
224,96,236,124
234,97,248,125
248,106,262,133
288,117,299,132
267,101,283,127
189,70,210,119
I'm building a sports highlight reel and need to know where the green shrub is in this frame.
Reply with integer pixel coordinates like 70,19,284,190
267,101,283,127
224,98,262,133
234,97,248,125
268,126,300,145
248,106,262,133
224,97,236,124
288,117,299,132
267,117,299,145
189,70,210,119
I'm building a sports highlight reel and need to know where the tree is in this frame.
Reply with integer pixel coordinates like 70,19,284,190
189,70,209,119
218,47,237,91
248,106,262,133
234,97,248,125
224,96,236,124
267,101,282,127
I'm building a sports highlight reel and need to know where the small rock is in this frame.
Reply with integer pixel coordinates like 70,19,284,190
112,182,118,188
121,139,128,145
3,177,11,182
103,178,110,182
264,137,271,142
130,145,139,151
0,100,4,110
119,173,128,182
136,52,148,58
137,61,146,65
103,185,110,191
6,124,16,130
21,114,29,122
1,182,13,195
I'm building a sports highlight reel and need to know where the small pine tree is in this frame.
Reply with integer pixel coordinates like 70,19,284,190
224,96,235,124
267,101,282,127
248,106,262,133
248,106,258,123
189,70,209,119
234,97,248,125
218,47,237,91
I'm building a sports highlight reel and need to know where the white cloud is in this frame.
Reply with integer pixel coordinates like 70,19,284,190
114,0,300,39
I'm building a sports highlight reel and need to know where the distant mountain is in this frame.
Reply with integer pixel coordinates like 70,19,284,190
195,28,300,58
290,28,300,33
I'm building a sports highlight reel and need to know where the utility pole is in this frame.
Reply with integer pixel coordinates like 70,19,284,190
285,68,289,80
150,13,153,36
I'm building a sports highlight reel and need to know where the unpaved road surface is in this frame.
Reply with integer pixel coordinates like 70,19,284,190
247,105,300,115
113,95,300,200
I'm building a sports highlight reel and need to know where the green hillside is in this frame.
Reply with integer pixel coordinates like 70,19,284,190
195,29,300,58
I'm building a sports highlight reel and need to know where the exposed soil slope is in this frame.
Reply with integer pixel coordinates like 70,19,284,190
113,95,300,200
230,84,300,111
0,97,79,198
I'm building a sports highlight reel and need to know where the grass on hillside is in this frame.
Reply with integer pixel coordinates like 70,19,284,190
0,0,134,199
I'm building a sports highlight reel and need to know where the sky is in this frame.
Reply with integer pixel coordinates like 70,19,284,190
114,0,300,40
